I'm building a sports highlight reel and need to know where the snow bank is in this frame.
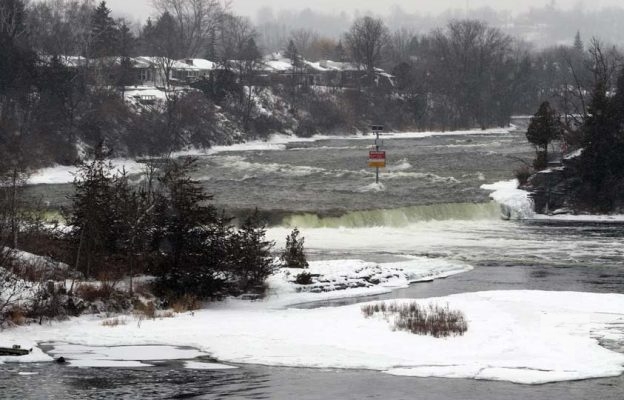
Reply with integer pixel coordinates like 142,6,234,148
481,179,624,222
481,179,535,219
28,159,146,185
3,290,623,384
266,258,472,307
44,343,210,368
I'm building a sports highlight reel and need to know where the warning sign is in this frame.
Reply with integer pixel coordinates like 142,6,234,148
368,151,386,168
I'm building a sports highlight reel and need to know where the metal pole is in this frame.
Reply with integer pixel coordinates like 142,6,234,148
375,131,380,184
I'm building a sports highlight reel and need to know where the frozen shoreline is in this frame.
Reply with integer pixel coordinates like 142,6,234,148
481,179,624,222
2,257,624,385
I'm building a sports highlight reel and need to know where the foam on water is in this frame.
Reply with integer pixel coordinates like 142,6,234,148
282,202,501,228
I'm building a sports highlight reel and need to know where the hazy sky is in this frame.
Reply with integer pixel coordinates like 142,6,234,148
106,0,624,20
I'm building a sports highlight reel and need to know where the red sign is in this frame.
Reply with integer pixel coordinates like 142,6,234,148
369,151,386,160
369,151,386,168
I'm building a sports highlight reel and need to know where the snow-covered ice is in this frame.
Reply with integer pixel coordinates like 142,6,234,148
2,290,623,384
266,258,472,307
482,179,624,221
481,179,535,219
184,361,238,370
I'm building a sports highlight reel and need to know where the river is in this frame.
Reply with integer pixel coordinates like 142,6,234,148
4,122,624,399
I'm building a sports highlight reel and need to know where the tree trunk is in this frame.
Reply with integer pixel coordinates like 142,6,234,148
10,168,18,249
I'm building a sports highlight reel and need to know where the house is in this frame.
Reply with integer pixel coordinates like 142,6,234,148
172,59,217,82
262,53,394,88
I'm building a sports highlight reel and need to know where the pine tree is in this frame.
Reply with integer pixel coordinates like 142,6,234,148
115,22,136,95
281,228,308,269
230,209,275,293
573,31,584,53
151,159,219,298
66,145,118,278
579,78,624,210
285,40,301,68
90,1,118,58
526,101,562,170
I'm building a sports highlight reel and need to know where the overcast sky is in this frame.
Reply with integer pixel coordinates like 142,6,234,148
106,0,624,20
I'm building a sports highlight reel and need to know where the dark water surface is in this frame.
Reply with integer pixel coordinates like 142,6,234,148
2,362,624,400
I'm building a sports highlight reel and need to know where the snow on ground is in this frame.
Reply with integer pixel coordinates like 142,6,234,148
2,290,623,384
266,258,472,307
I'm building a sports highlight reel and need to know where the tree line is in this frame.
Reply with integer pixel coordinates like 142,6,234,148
525,39,624,212
64,147,276,299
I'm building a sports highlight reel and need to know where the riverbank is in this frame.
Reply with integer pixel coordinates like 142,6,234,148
2,258,623,385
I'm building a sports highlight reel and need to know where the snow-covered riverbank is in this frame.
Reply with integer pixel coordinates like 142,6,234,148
482,179,624,221
2,257,624,385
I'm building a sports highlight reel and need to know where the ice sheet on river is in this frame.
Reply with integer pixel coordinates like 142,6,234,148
3,288,624,384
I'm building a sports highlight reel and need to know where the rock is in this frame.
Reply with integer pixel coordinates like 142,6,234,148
0,346,30,356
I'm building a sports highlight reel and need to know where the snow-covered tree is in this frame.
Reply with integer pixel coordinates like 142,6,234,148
281,228,308,269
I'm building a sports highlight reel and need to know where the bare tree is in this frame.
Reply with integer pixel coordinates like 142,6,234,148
217,13,256,67
427,20,513,128
290,28,318,60
0,0,27,41
387,28,416,66
344,16,389,75
152,0,225,58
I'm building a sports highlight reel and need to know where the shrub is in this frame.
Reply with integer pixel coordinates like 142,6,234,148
362,301,468,338
171,294,202,313
101,317,127,327
281,228,309,269
134,300,156,319
294,272,313,285
514,166,532,186
75,283,116,302
5,306,27,326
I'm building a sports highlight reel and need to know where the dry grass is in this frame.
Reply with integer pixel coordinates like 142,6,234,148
75,283,116,302
171,294,201,313
101,317,127,327
134,301,156,319
362,301,468,338
5,306,27,326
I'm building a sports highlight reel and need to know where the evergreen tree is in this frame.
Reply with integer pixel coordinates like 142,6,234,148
151,159,220,298
285,40,301,68
114,22,136,96
573,31,584,53
90,1,118,58
230,209,275,293
66,145,118,278
579,77,624,210
334,40,347,62
526,101,562,170
281,228,308,269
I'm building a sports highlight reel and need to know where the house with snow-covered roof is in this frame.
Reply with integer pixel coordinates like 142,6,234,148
261,53,394,88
